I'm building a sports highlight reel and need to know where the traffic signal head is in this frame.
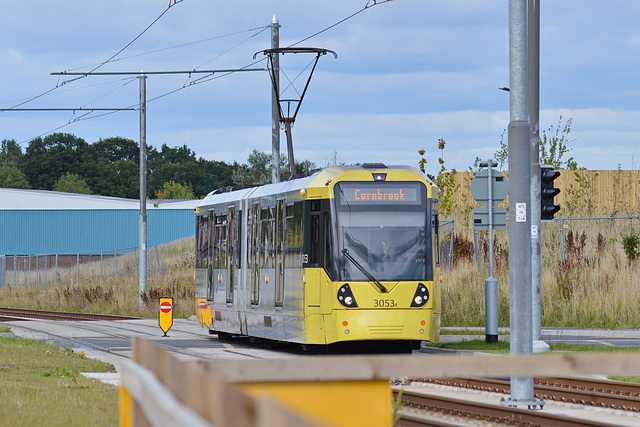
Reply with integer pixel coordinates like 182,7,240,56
541,166,560,220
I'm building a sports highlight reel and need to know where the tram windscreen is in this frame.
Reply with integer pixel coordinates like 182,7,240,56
334,182,430,282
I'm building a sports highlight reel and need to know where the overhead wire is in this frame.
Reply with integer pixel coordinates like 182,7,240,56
59,0,186,85
288,0,394,48
16,0,396,144
3,0,186,116
65,26,269,73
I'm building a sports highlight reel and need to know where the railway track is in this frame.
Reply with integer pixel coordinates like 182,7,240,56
417,377,640,412
0,307,139,322
394,388,620,426
1,307,285,363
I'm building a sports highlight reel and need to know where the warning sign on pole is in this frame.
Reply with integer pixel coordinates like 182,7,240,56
159,297,173,336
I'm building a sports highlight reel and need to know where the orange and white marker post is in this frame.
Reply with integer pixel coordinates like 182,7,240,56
158,297,173,336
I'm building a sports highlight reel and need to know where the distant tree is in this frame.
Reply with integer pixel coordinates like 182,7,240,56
196,159,236,196
112,159,139,198
22,133,96,190
0,164,30,189
91,137,139,163
280,154,317,180
148,144,200,198
1,139,23,166
154,180,195,199
233,150,317,186
232,150,271,187
54,172,91,194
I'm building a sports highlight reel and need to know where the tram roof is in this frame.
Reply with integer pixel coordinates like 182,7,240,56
196,165,433,211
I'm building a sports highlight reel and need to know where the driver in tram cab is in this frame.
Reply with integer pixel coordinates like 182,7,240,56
376,230,412,263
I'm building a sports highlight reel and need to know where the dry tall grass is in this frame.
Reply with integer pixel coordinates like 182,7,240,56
2,217,639,329
0,238,196,319
443,216,640,329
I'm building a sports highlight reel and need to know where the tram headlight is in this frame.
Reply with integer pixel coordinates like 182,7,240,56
338,284,358,308
410,283,429,307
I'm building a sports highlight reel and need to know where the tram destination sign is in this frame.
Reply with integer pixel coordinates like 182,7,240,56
337,183,422,205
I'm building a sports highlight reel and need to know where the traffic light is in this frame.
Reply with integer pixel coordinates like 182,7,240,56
541,166,561,220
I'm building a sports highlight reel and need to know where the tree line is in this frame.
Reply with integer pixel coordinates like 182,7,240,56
0,133,316,199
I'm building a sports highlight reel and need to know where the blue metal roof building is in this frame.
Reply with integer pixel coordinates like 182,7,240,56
0,188,197,255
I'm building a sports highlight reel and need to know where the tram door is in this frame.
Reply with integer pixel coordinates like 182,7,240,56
275,198,285,307
207,209,215,300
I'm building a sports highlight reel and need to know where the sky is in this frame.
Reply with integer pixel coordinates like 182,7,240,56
1,0,640,173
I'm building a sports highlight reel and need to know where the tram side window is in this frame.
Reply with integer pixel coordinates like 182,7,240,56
196,215,209,269
285,202,303,269
207,210,215,267
231,209,241,269
214,215,227,269
260,207,275,269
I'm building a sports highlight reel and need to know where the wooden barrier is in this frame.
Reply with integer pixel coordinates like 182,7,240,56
119,338,640,427
450,169,640,217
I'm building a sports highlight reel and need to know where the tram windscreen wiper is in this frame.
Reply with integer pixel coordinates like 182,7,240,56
342,249,388,293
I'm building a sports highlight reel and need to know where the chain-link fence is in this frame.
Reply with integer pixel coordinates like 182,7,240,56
0,246,168,289
556,216,640,265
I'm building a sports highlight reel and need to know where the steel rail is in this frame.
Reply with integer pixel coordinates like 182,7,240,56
395,388,616,427
0,307,139,322
420,377,640,412
535,376,640,398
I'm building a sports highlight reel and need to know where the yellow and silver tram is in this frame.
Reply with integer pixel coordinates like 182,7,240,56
195,164,441,350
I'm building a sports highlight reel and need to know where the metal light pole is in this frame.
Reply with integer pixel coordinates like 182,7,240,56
502,0,542,408
528,0,549,352
271,15,281,183
139,73,147,307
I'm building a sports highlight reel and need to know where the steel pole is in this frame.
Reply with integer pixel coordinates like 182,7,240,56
485,160,499,343
271,15,281,183
528,0,548,352
139,74,147,307
503,0,539,408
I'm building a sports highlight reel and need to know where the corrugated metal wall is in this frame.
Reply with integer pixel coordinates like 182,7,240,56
0,209,195,255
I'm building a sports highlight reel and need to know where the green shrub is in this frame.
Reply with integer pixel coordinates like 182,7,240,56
622,233,640,262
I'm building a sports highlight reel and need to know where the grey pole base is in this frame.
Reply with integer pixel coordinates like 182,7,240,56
500,397,545,409
486,334,499,344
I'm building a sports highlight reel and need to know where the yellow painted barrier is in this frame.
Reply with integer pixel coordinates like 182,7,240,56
241,380,392,427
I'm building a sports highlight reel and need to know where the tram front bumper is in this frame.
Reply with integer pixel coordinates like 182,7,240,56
324,309,438,344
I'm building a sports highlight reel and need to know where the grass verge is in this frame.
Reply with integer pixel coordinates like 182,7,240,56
0,237,196,319
0,335,118,427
